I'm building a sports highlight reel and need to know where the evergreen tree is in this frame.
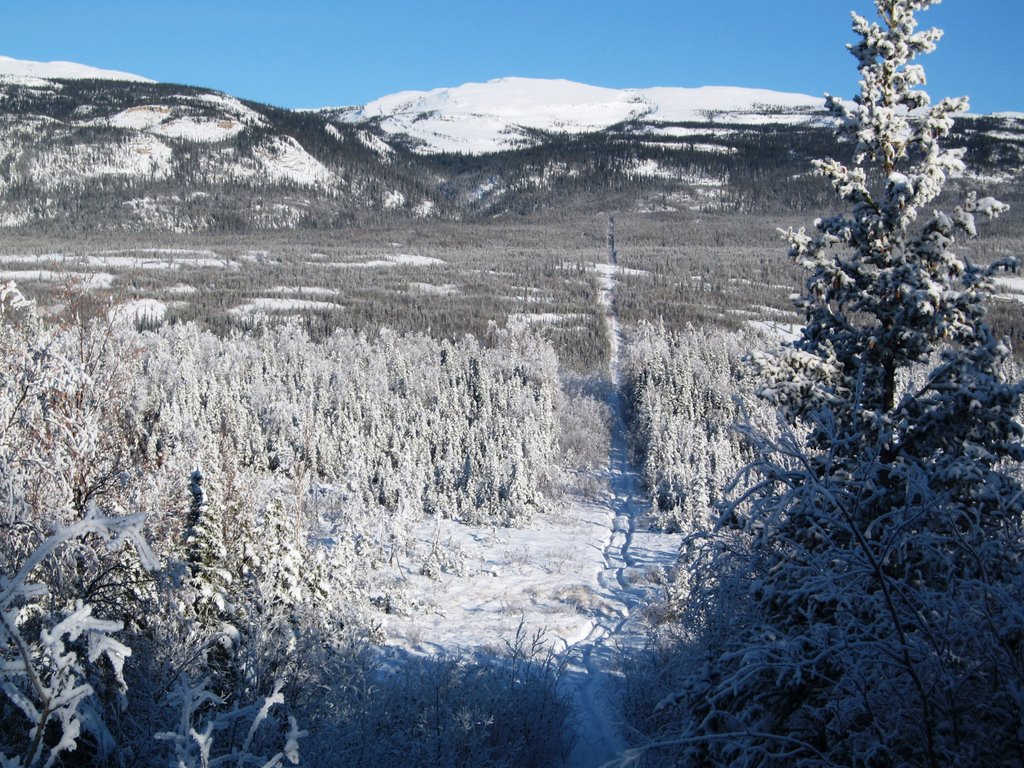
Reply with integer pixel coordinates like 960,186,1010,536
183,468,235,638
665,2,1024,765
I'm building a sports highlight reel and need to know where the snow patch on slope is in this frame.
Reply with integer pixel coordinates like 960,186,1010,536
348,77,823,154
0,55,152,83
358,130,395,159
229,136,334,187
26,134,173,185
108,106,172,131
155,117,246,142
106,94,265,144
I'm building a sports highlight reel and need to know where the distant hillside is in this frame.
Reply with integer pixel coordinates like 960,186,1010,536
0,60,1021,232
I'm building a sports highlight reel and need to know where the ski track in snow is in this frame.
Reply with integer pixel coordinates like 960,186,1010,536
562,261,673,768
377,257,680,767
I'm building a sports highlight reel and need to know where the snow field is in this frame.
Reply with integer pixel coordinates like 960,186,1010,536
0,54,153,82
0,249,232,270
378,500,621,655
324,253,445,268
0,269,116,288
350,77,823,154
229,297,342,315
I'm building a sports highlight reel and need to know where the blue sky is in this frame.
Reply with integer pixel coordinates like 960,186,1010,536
5,0,1022,113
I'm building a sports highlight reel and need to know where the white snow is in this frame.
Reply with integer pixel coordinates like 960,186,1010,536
266,285,340,298
109,298,167,327
233,136,334,187
0,270,115,288
748,319,802,341
105,95,262,144
624,158,680,179
0,55,153,83
357,130,394,159
108,106,173,131
25,135,174,185
1,250,231,271
0,210,32,228
381,254,682,768
327,253,445,268
413,199,436,218
408,282,458,295
165,284,197,295
347,77,823,154
383,190,406,209
154,117,245,142
591,263,650,278
994,275,1024,293
229,298,341,315
508,312,585,326
189,93,266,125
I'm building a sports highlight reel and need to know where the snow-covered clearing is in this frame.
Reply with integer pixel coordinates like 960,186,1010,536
994,274,1024,294
229,298,341,315
507,312,585,327
326,253,445,268
266,285,340,298
408,281,459,295
109,298,167,327
0,269,115,288
154,117,246,142
1,249,232,270
748,318,803,341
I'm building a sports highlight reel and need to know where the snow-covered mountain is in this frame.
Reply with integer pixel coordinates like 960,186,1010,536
343,77,826,154
0,54,152,83
0,57,1020,231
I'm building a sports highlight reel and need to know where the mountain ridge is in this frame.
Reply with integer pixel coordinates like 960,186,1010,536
0,56,1020,232
0,54,153,83
340,76,827,154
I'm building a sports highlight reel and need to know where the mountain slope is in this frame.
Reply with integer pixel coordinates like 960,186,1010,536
344,77,826,154
0,58,1020,232
0,54,152,83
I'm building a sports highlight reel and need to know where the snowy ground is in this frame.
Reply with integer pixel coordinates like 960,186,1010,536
378,258,682,767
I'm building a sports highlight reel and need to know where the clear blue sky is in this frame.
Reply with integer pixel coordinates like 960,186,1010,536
5,0,1022,113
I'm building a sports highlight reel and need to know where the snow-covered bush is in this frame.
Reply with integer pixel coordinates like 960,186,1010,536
0,509,156,768
653,2,1024,765
0,284,160,766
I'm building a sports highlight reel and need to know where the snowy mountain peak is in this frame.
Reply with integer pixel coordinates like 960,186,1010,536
0,55,153,83
349,77,825,154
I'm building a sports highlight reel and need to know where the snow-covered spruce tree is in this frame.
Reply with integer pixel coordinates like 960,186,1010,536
659,2,1024,766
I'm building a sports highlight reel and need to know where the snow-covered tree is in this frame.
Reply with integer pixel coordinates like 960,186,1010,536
623,322,771,534
659,2,1024,765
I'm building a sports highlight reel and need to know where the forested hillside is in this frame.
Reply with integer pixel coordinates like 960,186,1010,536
0,68,1021,232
